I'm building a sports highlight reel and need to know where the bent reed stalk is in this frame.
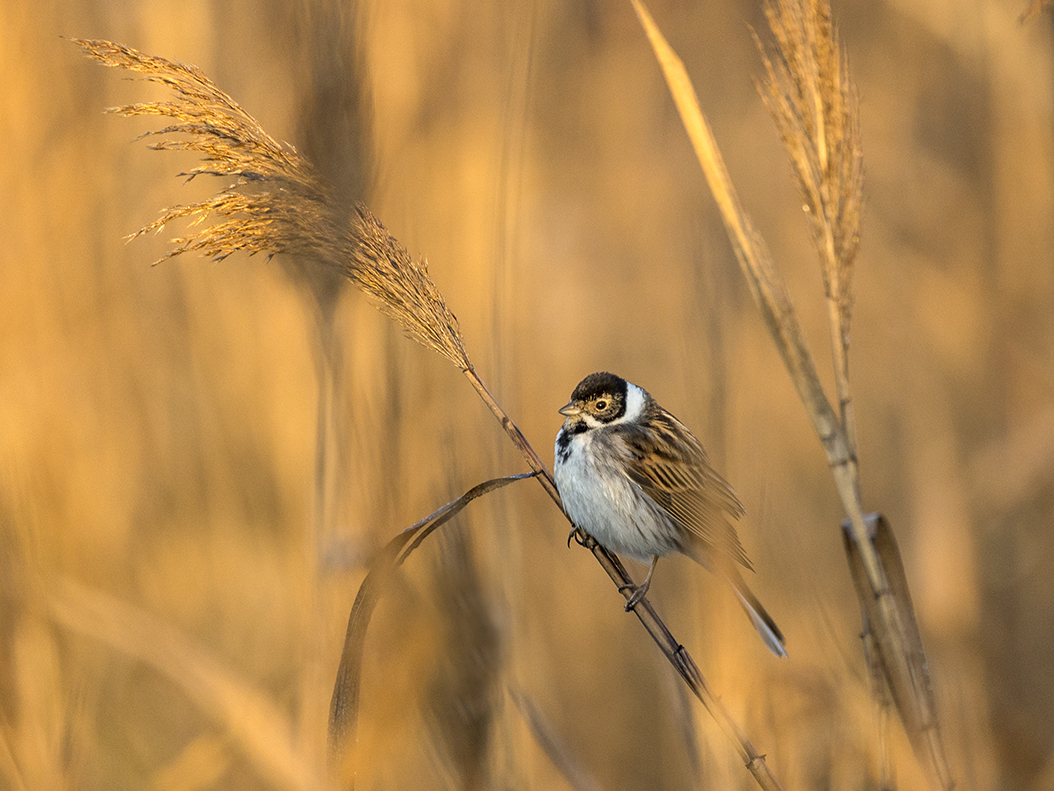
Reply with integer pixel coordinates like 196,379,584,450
76,38,786,791
631,1,952,788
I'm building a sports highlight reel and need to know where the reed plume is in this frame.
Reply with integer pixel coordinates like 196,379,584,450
756,0,864,447
758,0,863,300
348,206,471,370
76,41,343,258
75,39,469,370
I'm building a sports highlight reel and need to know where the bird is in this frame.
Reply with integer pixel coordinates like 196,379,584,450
554,371,786,657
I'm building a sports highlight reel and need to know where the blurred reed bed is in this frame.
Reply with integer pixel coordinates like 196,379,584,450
2,1,1054,790
71,26,787,789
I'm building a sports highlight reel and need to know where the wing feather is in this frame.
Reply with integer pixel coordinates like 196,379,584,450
615,407,752,570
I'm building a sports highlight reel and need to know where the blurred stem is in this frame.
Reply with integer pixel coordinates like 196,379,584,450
51,579,313,791
302,299,342,774
864,630,895,791
509,688,605,791
461,365,785,791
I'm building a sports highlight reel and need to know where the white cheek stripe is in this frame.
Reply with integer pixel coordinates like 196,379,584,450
609,382,646,425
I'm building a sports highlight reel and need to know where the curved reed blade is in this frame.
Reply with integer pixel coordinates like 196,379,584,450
327,472,536,789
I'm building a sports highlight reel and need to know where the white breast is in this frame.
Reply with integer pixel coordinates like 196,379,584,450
554,427,679,561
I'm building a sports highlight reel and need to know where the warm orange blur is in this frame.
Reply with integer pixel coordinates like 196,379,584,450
2,1,1052,790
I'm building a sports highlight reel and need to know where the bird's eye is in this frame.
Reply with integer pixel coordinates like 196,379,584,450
595,399,608,411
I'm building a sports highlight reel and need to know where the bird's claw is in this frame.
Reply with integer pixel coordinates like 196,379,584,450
567,527,589,548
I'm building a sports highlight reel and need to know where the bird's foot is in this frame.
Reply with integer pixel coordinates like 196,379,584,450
567,527,590,549
619,578,651,611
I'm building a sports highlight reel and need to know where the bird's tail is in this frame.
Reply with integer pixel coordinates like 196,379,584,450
727,571,787,658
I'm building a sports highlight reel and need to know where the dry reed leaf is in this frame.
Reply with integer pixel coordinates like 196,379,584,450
47,578,315,791
74,39,470,370
843,514,953,791
328,472,536,789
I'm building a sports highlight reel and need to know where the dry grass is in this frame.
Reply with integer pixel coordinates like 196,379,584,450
3,1,1053,790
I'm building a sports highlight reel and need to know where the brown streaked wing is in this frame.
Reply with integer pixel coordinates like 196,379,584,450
617,409,752,570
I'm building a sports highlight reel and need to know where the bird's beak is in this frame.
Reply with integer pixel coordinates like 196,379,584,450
558,402,582,417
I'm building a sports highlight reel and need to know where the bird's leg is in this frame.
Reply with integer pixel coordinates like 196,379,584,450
620,556,659,611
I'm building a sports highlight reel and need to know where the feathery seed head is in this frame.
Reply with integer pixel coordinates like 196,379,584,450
755,0,863,338
76,38,470,369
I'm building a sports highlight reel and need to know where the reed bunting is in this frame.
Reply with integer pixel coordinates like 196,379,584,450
554,372,786,657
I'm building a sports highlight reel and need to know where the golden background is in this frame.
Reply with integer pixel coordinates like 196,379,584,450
2,0,1053,789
